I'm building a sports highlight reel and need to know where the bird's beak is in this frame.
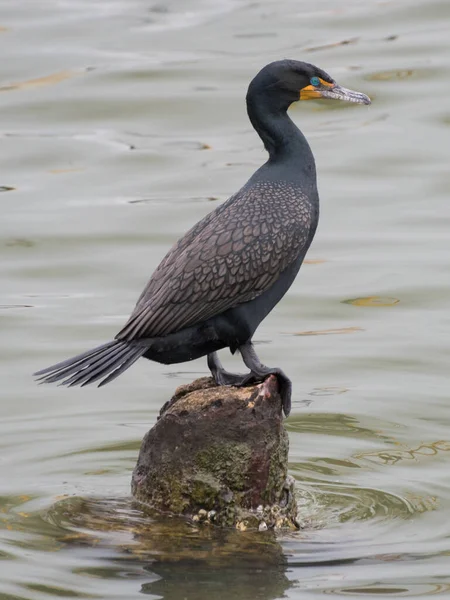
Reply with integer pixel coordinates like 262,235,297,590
300,79,371,105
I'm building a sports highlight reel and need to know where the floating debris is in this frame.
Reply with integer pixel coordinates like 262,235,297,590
310,386,348,397
194,86,217,92
342,296,400,307
366,69,414,81
0,70,78,92
234,32,277,39
306,37,359,52
294,326,363,336
304,258,326,264
0,304,33,309
5,238,34,248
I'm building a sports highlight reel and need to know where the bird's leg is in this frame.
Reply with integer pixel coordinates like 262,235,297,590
208,346,292,417
207,352,251,386
238,342,292,417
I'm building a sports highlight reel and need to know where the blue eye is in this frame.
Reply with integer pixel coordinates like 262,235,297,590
310,76,320,87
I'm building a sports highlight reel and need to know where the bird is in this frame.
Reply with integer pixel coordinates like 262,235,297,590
34,60,370,417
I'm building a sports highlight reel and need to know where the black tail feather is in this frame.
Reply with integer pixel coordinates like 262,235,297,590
97,347,145,387
35,341,119,384
34,341,117,378
34,340,148,387
66,344,135,387
63,343,131,387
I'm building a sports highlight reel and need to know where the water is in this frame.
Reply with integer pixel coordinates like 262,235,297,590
1,0,450,598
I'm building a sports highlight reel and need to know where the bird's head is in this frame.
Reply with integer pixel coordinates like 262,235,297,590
247,59,371,109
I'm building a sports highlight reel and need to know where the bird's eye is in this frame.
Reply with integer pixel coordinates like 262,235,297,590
310,76,320,87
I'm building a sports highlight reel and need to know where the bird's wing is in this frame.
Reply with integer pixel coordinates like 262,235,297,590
132,199,230,310
116,182,315,341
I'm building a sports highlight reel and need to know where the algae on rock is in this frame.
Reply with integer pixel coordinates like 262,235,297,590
132,375,298,530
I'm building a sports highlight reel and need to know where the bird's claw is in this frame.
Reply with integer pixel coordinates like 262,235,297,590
214,370,249,387
236,369,292,417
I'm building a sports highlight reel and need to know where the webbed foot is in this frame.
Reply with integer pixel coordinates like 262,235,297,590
238,344,292,417
207,349,292,416
207,352,250,387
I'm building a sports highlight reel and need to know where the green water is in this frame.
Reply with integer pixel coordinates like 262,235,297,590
1,0,450,598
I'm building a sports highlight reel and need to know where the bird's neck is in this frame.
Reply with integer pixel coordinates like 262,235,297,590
246,96,315,170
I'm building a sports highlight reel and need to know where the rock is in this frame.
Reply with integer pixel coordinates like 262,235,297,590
132,375,298,530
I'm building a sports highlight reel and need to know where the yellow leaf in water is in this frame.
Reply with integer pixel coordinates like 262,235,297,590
0,70,77,92
294,326,363,336
85,469,111,476
17,512,29,518
304,258,326,264
343,296,400,307
367,69,414,81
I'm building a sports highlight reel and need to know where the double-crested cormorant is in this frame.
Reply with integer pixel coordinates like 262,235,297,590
34,60,370,416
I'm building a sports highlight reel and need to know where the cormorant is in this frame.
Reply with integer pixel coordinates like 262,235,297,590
34,60,370,416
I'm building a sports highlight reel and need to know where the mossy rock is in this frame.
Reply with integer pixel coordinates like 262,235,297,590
132,376,298,530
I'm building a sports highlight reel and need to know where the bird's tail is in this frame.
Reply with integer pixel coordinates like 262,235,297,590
33,339,148,387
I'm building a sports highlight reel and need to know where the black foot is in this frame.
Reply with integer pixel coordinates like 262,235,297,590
207,348,292,417
207,352,250,387
239,343,292,417
266,369,292,417
239,369,291,417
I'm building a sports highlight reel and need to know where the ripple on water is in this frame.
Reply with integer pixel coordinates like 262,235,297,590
32,483,438,587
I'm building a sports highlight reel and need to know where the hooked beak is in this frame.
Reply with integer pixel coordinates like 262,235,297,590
300,79,371,105
320,84,371,105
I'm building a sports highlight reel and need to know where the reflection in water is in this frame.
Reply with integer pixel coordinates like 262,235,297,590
324,583,450,597
0,449,444,599
48,497,290,600
141,562,289,600
356,440,450,466
287,412,393,441
0,487,429,599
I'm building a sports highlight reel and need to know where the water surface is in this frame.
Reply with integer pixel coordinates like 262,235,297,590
1,0,450,598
